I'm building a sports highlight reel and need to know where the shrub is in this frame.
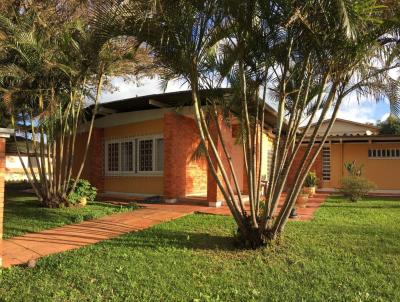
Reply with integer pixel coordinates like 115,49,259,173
344,160,364,176
304,172,318,187
339,176,376,202
68,179,97,206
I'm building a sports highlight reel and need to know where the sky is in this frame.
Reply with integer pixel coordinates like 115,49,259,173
100,76,392,125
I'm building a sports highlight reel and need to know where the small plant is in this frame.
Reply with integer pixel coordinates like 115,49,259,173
304,172,318,187
68,179,97,206
339,176,376,202
344,160,364,177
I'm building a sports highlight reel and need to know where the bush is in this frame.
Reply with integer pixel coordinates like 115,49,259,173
339,176,376,202
304,172,318,187
68,179,97,206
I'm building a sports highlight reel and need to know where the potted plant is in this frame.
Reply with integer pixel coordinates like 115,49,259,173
303,171,318,197
295,191,309,208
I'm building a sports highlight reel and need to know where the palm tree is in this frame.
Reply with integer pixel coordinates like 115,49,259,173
0,4,150,207
92,0,399,246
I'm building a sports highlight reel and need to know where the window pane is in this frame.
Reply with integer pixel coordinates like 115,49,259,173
139,139,153,171
156,138,164,171
108,143,119,171
322,146,331,181
121,141,134,171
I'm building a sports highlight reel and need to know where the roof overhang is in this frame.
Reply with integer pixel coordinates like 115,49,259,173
90,88,281,130
303,134,400,144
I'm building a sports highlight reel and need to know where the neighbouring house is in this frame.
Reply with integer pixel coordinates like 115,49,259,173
1,128,14,267
4,137,43,183
73,89,277,207
291,118,400,194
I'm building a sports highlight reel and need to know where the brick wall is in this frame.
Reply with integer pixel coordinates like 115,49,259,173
72,128,104,192
0,137,6,266
207,113,234,204
88,129,105,192
286,146,323,190
163,112,208,200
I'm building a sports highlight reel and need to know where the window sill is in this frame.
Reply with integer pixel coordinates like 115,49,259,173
105,173,164,178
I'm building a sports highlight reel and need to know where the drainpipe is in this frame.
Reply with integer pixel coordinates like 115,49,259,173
0,128,14,268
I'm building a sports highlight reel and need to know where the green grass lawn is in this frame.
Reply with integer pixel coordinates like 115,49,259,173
1,195,400,301
3,188,138,239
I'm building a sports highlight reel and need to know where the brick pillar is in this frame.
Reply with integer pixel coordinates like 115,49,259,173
287,146,323,190
163,112,188,203
88,128,104,192
0,128,13,267
241,125,263,196
207,114,233,207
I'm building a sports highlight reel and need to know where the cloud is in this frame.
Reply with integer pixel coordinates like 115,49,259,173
100,76,189,103
337,93,390,124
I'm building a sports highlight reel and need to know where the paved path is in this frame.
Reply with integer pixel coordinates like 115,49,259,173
2,203,204,268
2,194,328,268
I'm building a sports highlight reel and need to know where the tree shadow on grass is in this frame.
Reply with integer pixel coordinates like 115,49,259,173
107,228,239,252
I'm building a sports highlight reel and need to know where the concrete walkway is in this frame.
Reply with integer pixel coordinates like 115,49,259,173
2,194,328,268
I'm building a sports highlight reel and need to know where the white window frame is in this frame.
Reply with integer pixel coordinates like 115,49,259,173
137,135,163,175
119,139,136,175
105,139,122,176
105,135,164,176
368,148,400,159
322,146,331,181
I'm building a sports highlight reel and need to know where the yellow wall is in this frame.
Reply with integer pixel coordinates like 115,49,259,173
323,142,400,190
102,118,165,195
104,176,164,195
261,133,274,178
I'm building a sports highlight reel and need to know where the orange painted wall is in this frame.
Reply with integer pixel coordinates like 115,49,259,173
105,177,164,195
103,118,164,195
104,119,164,139
323,142,400,190
73,119,165,195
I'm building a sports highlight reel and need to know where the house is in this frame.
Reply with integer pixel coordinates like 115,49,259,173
4,137,41,183
297,119,400,194
73,89,400,205
73,89,277,207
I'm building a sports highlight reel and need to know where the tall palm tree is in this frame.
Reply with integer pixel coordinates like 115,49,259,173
92,0,399,246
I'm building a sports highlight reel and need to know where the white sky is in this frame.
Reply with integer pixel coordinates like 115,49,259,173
100,76,392,124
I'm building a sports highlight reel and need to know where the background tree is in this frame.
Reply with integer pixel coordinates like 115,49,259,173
378,116,400,135
92,0,399,247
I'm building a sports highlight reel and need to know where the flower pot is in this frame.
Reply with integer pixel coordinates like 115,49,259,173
296,193,309,208
303,186,316,197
